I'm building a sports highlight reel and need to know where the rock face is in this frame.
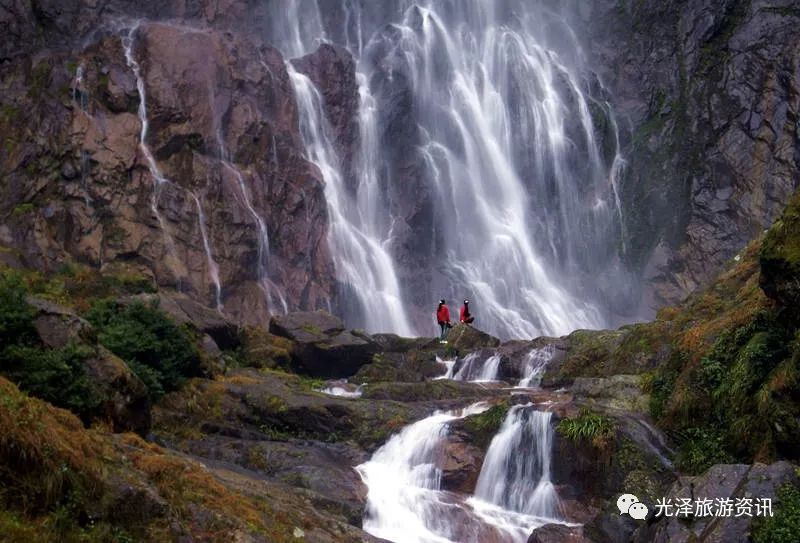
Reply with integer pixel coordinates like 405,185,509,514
269,311,380,377
1,8,334,327
578,1,800,310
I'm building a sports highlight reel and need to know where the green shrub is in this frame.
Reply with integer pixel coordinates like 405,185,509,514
0,272,35,342
0,272,99,420
1,343,99,420
557,408,616,449
673,427,734,475
752,483,800,543
86,299,201,399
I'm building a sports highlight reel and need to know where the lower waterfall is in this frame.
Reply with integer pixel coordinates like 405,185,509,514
356,403,566,543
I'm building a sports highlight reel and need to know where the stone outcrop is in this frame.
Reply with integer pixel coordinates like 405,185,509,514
269,310,380,377
446,323,501,352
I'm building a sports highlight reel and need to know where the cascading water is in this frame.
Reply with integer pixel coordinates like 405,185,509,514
266,1,628,339
190,192,222,310
357,402,567,542
517,345,556,388
452,352,501,382
122,25,183,279
473,407,561,521
288,64,413,335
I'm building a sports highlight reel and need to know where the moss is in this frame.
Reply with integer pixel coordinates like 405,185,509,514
752,482,800,543
11,203,35,216
461,401,509,449
28,61,53,99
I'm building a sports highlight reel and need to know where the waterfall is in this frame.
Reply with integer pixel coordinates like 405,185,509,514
473,407,561,521
452,352,501,382
434,356,456,380
356,403,489,542
357,402,566,542
265,1,628,339
190,192,222,310
121,25,183,280
517,345,555,388
288,64,413,335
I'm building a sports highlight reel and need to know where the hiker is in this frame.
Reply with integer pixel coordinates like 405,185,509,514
460,299,475,324
436,299,452,342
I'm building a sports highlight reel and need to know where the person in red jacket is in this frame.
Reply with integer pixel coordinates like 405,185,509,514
436,299,451,342
460,299,475,324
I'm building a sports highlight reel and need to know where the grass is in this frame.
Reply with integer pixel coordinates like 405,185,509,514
557,408,616,450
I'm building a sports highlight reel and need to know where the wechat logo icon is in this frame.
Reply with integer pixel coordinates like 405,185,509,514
617,493,649,520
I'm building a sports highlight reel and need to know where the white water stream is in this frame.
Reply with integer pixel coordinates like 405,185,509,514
357,402,566,543
268,0,627,338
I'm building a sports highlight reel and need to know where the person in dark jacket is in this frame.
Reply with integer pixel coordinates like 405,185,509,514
436,299,451,342
460,299,474,324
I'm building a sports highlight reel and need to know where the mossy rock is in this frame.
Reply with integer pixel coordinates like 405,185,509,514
352,351,443,383
240,326,293,369
359,380,486,402
454,400,510,449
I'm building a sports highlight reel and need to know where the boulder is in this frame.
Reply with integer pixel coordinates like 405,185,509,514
239,326,293,369
446,324,501,352
571,375,648,412
353,351,445,383
126,292,240,349
28,297,95,348
85,347,151,435
269,311,380,378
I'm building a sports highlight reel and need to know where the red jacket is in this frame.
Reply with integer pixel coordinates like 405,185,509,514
460,305,470,322
436,305,450,323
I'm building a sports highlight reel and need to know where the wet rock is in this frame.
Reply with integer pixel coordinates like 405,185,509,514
292,44,359,188
635,461,800,543
580,1,800,312
359,379,489,402
269,311,380,378
370,333,434,353
440,429,486,494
